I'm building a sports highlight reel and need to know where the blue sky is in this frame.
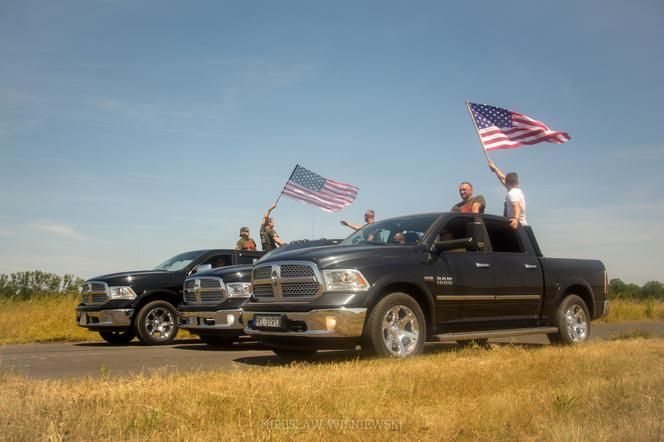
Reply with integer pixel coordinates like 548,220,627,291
1,0,662,283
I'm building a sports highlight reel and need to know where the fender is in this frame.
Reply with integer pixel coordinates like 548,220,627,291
132,288,181,308
543,276,596,319
363,273,436,327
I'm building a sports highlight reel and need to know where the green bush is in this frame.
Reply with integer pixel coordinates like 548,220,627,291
0,271,84,299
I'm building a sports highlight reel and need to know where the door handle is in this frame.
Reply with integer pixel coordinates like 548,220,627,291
524,264,538,269
475,263,491,268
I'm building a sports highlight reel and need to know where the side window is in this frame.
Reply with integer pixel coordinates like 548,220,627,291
438,217,486,253
238,255,258,265
202,254,233,269
485,221,524,253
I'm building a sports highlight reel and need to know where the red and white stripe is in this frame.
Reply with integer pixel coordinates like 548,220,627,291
283,179,358,212
479,111,571,151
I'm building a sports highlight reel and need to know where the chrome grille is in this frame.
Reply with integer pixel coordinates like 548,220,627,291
81,281,108,305
253,284,274,298
250,261,322,301
182,277,226,304
280,264,315,278
282,282,320,297
253,266,272,280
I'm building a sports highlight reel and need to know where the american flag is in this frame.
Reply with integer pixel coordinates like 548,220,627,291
468,102,571,151
281,165,359,212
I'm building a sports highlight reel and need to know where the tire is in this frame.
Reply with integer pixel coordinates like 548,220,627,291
198,335,237,347
457,338,489,348
99,329,135,345
362,292,426,358
272,348,318,361
548,294,591,345
134,300,179,345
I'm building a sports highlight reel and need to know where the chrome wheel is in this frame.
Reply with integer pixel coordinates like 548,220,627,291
144,307,175,341
381,304,420,357
564,304,588,342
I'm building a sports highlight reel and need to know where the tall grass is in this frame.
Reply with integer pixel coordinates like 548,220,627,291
603,298,664,322
0,295,191,345
0,294,95,345
1,339,663,440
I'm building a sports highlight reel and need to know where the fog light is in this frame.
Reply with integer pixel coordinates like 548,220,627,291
227,314,235,325
325,316,337,331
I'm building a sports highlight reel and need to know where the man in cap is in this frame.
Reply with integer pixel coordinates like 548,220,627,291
236,227,257,250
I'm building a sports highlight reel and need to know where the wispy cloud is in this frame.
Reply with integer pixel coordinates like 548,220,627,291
82,97,192,120
202,57,317,88
30,223,89,240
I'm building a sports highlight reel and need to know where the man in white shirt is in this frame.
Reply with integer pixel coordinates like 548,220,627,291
488,160,527,229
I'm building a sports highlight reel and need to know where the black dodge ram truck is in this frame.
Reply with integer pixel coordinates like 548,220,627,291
76,249,263,345
242,212,609,358
178,239,341,347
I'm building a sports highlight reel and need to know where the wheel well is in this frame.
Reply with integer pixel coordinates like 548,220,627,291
132,292,180,323
374,283,432,336
564,285,594,317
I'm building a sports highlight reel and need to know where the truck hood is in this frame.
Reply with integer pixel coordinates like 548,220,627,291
189,264,252,283
87,270,175,286
257,244,415,269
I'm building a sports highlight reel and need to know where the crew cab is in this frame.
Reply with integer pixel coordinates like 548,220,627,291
241,213,609,359
76,249,263,345
178,239,341,347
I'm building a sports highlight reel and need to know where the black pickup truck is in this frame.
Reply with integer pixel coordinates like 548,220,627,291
76,249,263,345
241,212,609,358
178,239,341,346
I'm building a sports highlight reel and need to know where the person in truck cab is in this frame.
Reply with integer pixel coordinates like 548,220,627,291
488,159,527,229
450,182,486,214
260,202,285,251
340,209,375,231
236,226,257,250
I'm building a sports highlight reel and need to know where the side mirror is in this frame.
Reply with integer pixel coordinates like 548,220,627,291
466,221,485,251
429,238,473,254
194,264,212,273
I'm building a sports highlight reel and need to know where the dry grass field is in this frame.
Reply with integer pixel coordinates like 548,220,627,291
1,338,663,441
0,296,662,345
0,295,191,345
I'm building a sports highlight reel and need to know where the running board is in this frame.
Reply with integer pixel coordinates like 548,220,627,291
430,327,558,342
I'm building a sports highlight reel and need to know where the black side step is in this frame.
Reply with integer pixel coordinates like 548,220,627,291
429,327,558,342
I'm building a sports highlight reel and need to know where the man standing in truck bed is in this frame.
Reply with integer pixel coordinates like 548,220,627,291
260,202,285,251
450,181,486,213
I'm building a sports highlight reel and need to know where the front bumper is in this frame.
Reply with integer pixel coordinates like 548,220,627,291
178,309,244,332
242,308,367,338
76,309,134,328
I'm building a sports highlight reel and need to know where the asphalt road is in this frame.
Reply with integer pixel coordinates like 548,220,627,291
2,322,664,380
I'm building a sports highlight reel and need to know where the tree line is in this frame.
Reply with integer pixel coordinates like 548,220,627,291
609,279,664,300
0,271,84,299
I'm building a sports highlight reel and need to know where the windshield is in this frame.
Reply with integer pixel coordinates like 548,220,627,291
340,214,439,246
153,251,203,272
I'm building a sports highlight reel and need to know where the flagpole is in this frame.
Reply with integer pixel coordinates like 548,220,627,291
274,164,298,205
465,101,491,163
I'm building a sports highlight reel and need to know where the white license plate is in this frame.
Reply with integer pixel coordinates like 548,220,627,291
254,315,283,329
79,313,87,325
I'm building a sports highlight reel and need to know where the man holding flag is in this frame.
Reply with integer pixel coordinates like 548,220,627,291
466,101,571,229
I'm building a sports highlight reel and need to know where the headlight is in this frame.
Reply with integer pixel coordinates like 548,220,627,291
108,286,137,300
322,269,369,292
226,282,252,298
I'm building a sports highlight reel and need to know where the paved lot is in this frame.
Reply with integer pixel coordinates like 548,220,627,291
2,322,663,380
